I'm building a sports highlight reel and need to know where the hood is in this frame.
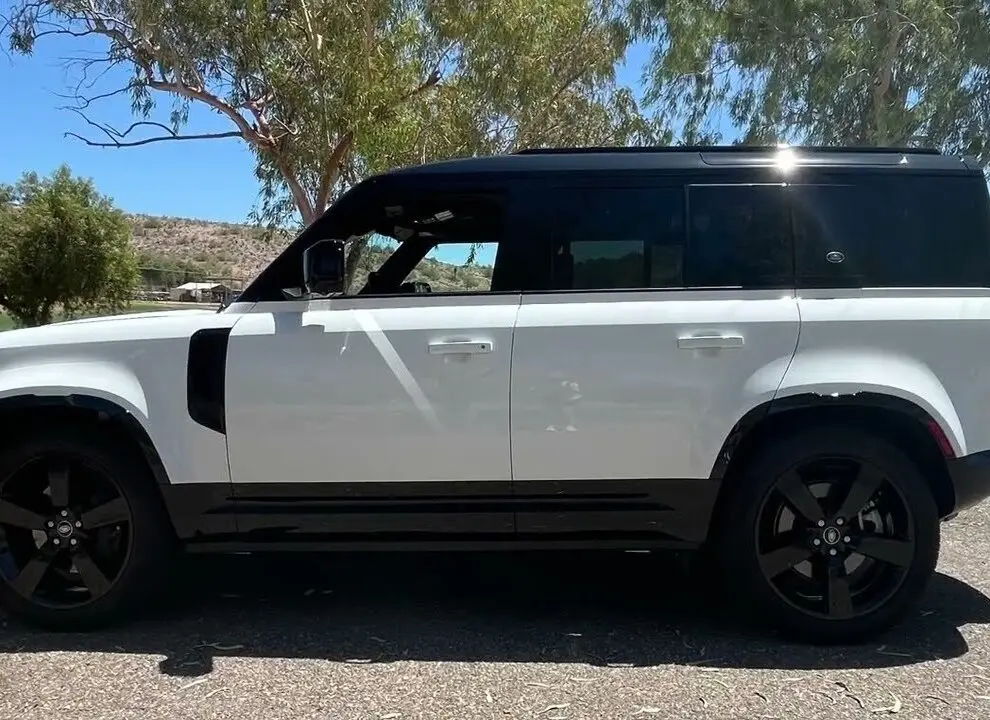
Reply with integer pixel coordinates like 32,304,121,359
0,308,225,350
47,309,217,327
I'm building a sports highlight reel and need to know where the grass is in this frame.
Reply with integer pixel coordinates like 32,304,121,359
0,301,209,332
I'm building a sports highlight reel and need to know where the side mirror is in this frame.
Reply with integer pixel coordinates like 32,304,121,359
303,239,347,295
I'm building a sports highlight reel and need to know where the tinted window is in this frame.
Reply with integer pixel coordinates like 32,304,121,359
551,187,685,290
687,184,793,288
792,175,990,288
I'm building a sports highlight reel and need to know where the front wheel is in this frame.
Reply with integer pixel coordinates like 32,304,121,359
0,425,175,630
719,426,940,644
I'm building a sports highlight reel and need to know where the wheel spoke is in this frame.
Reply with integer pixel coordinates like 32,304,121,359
80,497,129,530
0,500,46,530
9,553,53,597
835,464,885,520
855,536,915,568
73,553,113,599
826,563,854,618
775,470,826,523
759,544,814,579
48,463,70,508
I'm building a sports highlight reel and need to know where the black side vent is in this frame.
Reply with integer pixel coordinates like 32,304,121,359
187,327,232,434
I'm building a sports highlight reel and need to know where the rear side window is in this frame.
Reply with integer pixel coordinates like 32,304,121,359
792,175,990,288
686,184,793,288
548,182,793,291
550,187,685,290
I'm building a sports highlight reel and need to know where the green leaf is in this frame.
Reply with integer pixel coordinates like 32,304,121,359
637,0,990,160
0,166,138,326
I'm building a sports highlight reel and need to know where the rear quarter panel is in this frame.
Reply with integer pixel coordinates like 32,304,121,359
785,291,990,458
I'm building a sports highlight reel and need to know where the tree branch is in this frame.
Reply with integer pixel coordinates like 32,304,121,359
18,26,98,42
399,69,443,105
146,79,260,141
63,110,241,147
142,77,315,223
53,82,137,109
53,11,258,145
871,0,907,143
273,156,317,223
315,132,353,213
66,130,242,148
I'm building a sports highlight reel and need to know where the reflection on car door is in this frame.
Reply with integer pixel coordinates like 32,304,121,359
223,293,521,541
510,290,799,544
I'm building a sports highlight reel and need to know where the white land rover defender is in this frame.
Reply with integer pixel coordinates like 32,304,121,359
1,145,989,643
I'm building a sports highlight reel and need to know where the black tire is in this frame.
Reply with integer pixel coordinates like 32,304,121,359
0,423,175,630
718,425,940,644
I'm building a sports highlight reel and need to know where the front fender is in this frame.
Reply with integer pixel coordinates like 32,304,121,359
0,359,150,429
776,349,965,457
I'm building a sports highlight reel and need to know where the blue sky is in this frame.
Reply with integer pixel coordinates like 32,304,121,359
1,32,258,222
0,37,714,267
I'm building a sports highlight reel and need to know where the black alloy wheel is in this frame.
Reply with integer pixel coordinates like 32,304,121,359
0,454,133,608
718,427,939,644
0,424,175,630
756,455,914,621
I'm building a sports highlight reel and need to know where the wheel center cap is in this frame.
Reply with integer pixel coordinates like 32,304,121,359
822,526,842,545
55,521,74,538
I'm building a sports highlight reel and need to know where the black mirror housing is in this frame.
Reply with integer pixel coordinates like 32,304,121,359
303,239,347,295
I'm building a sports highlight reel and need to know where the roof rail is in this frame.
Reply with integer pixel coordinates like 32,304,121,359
514,145,942,156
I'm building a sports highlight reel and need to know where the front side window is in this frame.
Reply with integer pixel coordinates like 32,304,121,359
345,190,506,296
353,235,496,294
236,184,510,301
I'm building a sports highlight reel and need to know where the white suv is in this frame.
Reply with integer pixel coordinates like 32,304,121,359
1,145,989,643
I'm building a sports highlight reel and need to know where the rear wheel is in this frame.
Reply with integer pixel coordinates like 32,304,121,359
0,425,174,630
719,427,939,644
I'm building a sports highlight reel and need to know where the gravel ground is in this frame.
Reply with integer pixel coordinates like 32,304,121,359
2,504,990,720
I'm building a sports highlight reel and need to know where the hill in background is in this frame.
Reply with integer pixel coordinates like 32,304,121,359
128,214,493,292
129,214,287,287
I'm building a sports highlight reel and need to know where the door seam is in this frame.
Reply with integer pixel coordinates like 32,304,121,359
772,295,802,405
508,294,522,535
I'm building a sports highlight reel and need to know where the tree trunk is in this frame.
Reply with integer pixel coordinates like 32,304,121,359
344,238,369,293
36,301,53,326
870,0,905,144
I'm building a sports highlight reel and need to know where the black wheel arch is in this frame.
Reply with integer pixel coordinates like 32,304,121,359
0,394,170,487
710,392,957,526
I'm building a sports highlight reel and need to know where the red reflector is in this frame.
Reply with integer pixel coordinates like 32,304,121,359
927,420,955,458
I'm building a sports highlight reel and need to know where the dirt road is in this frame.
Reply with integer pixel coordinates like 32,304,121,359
2,505,990,719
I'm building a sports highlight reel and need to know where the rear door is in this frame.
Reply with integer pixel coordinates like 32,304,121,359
509,174,801,544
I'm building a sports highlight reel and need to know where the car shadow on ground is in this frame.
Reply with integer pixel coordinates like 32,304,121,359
1,551,987,675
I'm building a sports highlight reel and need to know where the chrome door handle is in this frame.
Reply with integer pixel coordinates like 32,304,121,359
677,334,744,349
428,340,493,355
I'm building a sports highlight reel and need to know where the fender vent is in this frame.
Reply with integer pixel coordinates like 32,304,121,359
187,327,231,434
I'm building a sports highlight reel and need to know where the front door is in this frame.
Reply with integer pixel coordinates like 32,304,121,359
224,294,519,540
223,179,524,543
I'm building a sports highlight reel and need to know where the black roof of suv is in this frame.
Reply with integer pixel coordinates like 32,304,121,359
388,145,982,177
